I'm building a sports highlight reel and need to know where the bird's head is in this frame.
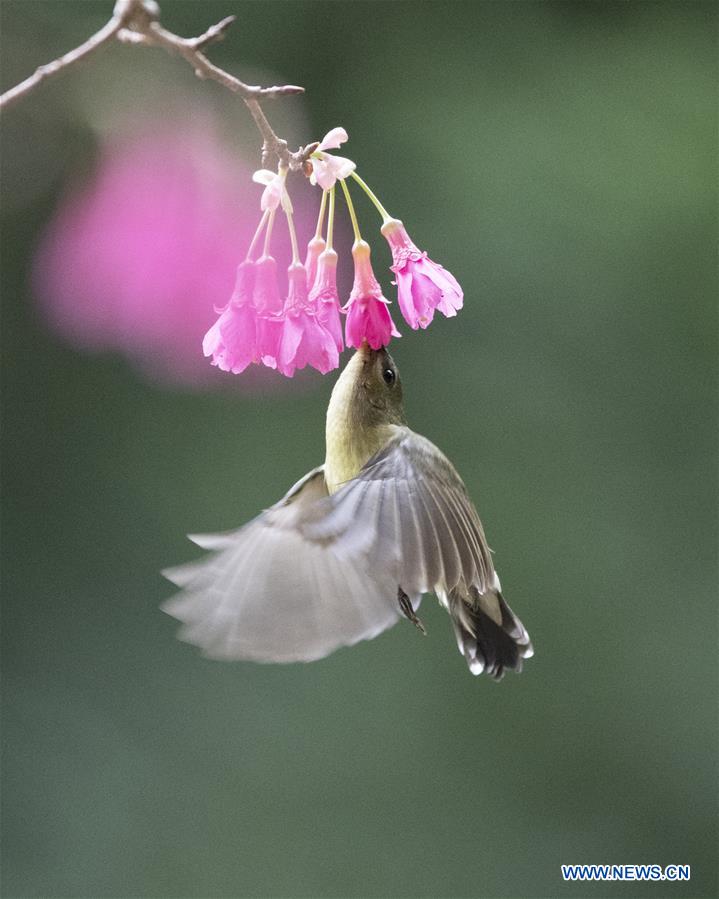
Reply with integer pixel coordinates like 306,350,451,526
348,343,406,428
328,343,406,432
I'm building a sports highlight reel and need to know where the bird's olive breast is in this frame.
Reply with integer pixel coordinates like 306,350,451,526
324,347,406,493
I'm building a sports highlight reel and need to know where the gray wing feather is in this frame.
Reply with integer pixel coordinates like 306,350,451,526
163,466,405,663
302,428,494,597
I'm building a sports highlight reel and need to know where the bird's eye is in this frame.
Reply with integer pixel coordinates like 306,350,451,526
382,367,395,386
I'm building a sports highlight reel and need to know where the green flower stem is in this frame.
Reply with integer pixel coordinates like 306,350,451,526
350,171,391,223
245,209,269,261
285,207,300,265
315,189,328,239
262,209,276,257
326,187,336,251
340,178,362,243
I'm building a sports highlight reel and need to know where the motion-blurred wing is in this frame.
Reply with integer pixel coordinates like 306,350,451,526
302,428,495,597
162,467,406,663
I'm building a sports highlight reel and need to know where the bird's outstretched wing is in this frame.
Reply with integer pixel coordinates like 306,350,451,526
301,427,532,677
302,427,495,598
162,467,408,663
163,429,530,674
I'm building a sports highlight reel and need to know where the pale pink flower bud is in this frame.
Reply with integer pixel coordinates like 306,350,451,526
343,241,400,350
304,235,326,290
381,218,463,330
202,260,257,374
277,263,339,377
309,248,343,353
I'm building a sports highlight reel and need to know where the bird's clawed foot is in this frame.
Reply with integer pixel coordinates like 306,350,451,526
398,587,427,635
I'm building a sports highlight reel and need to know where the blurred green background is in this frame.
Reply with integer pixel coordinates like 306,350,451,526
1,2,717,897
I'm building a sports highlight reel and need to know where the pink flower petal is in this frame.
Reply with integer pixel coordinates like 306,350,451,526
310,154,356,190
253,169,291,212
277,310,338,377
326,155,356,180
203,300,256,374
215,259,255,314
310,158,335,191
256,316,283,369
345,297,400,350
344,242,399,349
381,219,463,330
262,182,281,211
304,319,338,374
414,257,463,317
252,169,276,185
309,248,343,353
401,269,442,329
250,255,284,367
277,313,305,376
272,262,338,377
318,126,348,151
231,260,256,306
252,255,283,315
317,298,343,354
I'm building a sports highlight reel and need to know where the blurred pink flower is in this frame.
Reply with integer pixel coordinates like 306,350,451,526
277,263,339,377
32,121,315,388
203,260,257,374
343,240,400,350
309,248,343,354
381,218,463,330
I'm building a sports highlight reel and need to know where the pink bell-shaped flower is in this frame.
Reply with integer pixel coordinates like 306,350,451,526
277,263,339,377
380,218,463,329
343,240,400,350
308,248,343,354
202,260,257,374
252,254,284,368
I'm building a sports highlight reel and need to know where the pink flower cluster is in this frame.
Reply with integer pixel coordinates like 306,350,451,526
203,225,342,378
204,127,464,378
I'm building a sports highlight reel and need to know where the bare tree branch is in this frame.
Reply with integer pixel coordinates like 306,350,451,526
0,0,312,169
0,7,130,111
184,14,237,51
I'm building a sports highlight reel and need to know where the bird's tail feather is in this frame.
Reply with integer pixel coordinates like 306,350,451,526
449,579,533,680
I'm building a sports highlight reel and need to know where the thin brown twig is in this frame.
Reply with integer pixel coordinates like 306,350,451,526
184,14,236,51
0,0,312,170
0,8,130,111
120,15,302,166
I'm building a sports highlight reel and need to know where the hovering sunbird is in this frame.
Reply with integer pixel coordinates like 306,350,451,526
163,345,533,678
